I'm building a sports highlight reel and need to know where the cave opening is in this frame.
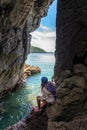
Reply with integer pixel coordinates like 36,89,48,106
24,0,57,91
0,0,57,130
24,0,57,106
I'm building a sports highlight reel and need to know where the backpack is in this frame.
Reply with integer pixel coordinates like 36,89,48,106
45,81,57,100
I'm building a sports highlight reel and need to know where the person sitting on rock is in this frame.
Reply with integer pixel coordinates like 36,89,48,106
33,76,57,112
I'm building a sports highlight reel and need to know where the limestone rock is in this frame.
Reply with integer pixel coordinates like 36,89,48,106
54,0,87,78
74,64,87,75
23,64,41,79
74,64,87,80
1,0,87,129
47,76,86,119
47,116,87,130
56,70,72,86
51,0,87,129
6,118,27,130
0,0,54,96
6,108,48,130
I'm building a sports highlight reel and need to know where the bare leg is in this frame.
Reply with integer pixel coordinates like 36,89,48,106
36,96,41,109
40,100,47,108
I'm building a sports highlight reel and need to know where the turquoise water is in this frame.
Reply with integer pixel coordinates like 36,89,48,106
0,53,55,130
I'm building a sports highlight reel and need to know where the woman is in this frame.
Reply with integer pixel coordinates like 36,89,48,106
34,76,56,112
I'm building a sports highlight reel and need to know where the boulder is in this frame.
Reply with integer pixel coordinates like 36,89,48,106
23,64,41,80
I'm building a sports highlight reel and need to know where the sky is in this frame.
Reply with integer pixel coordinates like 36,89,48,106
31,0,57,52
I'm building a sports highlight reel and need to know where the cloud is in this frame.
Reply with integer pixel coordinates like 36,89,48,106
30,25,56,52
40,25,51,32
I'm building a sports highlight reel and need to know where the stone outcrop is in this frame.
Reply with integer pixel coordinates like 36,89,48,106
23,64,41,79
0,0,54,96
47,0,87,129
55,0,87,77
6,107,48,130
1,0,87,130
47,116,87,130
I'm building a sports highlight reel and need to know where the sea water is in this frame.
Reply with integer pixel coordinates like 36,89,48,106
0,53,55,130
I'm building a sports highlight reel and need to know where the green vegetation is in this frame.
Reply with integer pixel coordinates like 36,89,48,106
30,46,46,53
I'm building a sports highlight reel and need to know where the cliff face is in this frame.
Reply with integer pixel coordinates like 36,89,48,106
1,0,87,130
47,0,87,129
0,0,53,95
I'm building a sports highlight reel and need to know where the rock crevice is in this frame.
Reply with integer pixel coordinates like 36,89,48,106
1,0,87,130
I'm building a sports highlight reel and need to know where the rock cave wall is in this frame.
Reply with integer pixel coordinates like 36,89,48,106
0,0,53,96
47,0,87,129
1,0,87,130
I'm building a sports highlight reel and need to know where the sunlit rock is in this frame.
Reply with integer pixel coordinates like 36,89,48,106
23,64,41,79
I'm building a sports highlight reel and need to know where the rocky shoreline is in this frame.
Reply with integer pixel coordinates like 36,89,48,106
23,64,41,80
0,64,41,128
6,106,48,130
0,64,41,99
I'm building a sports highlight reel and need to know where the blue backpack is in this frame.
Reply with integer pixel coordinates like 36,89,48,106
45,82,57,100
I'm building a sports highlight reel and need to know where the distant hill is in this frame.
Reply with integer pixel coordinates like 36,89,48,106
30,46,46,53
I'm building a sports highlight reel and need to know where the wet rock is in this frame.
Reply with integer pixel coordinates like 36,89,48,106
6,119,27,130
6,107,48,130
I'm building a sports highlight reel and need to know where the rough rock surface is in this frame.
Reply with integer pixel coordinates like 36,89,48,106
55,0,87,77
47,116,87,130
6,107,48,130
23,64,41,79
1,0,87,130
0,0,54,96
48,0,87,129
